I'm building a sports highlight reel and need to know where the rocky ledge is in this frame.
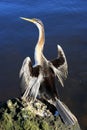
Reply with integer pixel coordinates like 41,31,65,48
0,98,81,130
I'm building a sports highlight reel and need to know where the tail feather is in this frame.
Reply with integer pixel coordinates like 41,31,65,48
56,99,77,125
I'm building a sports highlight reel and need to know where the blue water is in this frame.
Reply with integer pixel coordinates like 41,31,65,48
0,0,87,129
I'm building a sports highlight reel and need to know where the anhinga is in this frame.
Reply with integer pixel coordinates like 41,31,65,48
19,17,77,125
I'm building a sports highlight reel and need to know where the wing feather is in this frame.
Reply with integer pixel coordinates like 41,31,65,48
29,73,43,100
51,45,68,86
19,57,33,93
19,57,43,100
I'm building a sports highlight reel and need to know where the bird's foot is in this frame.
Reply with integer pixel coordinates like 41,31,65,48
54,110,59,116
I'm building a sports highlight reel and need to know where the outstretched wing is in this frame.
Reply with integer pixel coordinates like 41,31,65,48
19,57,33,94
51,45,68,87
19,57,43,100
21,66,43,100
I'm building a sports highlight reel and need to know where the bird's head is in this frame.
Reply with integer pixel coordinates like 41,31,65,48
20,17,43,28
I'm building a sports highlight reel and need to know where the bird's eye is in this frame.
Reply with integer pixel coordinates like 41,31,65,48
32,18,43,26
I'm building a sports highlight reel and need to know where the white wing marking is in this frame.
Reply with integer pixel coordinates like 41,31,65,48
19,57,32,93
50,45,68,87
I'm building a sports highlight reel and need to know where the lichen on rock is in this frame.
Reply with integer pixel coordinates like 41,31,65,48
0,98,81,130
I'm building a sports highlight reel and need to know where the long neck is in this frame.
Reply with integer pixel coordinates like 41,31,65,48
34,24,45,65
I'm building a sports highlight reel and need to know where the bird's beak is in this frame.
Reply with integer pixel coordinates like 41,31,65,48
20,17,35,23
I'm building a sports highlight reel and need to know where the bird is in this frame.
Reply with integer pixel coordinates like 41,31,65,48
19,17,77,125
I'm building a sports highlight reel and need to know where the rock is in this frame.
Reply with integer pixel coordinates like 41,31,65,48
0,98,81,130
